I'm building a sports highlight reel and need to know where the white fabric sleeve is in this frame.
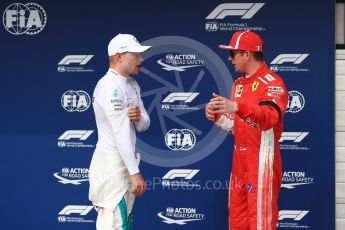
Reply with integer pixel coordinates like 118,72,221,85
215,114,234,133
134,83,150,132
96,82,139,175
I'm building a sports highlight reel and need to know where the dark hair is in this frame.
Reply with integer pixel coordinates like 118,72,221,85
252,52,264,61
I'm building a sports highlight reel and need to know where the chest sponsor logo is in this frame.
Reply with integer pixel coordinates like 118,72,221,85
244,117,259,128
264,74,275,82
268,86,284,93
235,85,244,97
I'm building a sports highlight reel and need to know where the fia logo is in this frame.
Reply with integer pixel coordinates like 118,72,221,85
61,90,91,112
3,3,47,35
205,21,219,32
286,91,305,113
165,129,196,151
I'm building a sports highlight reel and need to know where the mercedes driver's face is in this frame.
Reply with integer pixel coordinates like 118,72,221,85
121,52,144,76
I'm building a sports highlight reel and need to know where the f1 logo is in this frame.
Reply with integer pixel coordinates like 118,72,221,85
271,54,309,65
162,93,199,103
279,132,309,143
58,55,94,65
58,205,93,216
58,130,94,141
162,169,199,180
278,210,309,221
206,3,265,19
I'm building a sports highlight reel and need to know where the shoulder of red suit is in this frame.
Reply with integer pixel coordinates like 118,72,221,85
233,73,283,84
258,71,284,85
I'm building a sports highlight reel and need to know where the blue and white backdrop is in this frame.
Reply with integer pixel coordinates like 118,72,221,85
0,0,335,229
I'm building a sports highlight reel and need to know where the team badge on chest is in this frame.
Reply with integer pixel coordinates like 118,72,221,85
252,81,259,92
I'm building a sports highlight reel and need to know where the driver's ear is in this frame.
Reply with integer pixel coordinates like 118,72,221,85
115,53,124,63
245,51,251,60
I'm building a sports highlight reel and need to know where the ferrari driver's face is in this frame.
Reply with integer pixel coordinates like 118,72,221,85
228,50,248,73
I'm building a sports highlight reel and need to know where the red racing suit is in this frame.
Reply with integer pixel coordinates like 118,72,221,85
214,63,288,230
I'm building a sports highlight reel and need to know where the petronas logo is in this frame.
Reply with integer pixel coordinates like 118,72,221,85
113,89,119,97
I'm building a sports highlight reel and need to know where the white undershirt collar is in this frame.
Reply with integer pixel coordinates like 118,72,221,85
109,68,132,82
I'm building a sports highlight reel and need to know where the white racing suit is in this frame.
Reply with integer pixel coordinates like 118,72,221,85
89,68,150,230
